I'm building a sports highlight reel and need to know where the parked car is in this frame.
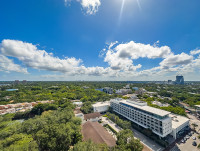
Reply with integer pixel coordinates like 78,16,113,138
184,137,187,141
181,139,185,143
192,136,196,140
186,135,190,139
192,141,197,146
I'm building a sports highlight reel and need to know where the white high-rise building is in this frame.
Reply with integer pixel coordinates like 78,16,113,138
110,98,173,138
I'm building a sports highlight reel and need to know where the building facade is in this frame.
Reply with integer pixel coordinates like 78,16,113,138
176,75,184,85
169,114,190,139
93,101,110,113
110,99,173,138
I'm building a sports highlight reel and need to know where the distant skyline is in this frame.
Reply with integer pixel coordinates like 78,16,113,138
0,0,200,81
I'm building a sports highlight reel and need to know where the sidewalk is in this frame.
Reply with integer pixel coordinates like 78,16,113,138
101,117,122,132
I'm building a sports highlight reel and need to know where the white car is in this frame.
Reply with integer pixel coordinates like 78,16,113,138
192,136,196,140
186,135,190,139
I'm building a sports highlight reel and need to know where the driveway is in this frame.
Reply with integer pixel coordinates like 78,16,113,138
102,117,122,132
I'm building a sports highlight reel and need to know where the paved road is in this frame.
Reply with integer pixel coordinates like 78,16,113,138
188,114,200,132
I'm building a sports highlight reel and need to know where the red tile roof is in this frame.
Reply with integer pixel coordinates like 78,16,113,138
82,121,116,147
84,112,101,120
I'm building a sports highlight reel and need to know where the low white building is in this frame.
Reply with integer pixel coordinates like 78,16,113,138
92,101,110,113
169,114,190,139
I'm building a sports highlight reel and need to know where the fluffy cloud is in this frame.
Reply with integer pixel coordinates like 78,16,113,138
0,39,113,77
1,39,200,80
80,0,101,15
190,49,200,55
64,0,101,15
103,41,172,71
0,54,28,73
159,53,193,69
101,41,200,80
0,39,82,73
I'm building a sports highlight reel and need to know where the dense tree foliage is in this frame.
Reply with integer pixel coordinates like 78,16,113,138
143,97,186,116
80,101,93,114
70,140,108,151
0,82,121,105
0,104,82,151
115,129,143,151
105,112,132,129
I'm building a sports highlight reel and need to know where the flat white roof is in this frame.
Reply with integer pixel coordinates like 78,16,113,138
169,114,189,129
92,101,110,107
115,99,171,117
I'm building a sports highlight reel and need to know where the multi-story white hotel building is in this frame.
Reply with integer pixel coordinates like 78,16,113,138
110,98,173,138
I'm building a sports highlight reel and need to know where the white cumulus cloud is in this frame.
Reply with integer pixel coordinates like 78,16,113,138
103,41,172,71
1,39,200,80
0,54,28,73
64,0,101,15
0,39,82,73
80,0,101,15
159,53,193,69
190,49,200,55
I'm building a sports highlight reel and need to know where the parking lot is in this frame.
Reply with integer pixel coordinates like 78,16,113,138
174,131,200,151
170,113,200,151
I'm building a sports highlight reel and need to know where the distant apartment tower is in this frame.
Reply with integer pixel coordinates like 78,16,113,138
22,80,27,84
14,80,20,85
176,75,184,85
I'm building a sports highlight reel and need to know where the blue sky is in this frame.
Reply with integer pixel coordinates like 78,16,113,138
0,0,200,81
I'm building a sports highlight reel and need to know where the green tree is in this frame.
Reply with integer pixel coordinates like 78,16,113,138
116,129,143,151
71,140,108,151
81,101,93,114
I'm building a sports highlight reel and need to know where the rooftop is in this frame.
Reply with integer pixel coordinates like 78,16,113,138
169,114,189,129
84,112,101,120
92,101,110,107
112,99,171,117
82,121,116,147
